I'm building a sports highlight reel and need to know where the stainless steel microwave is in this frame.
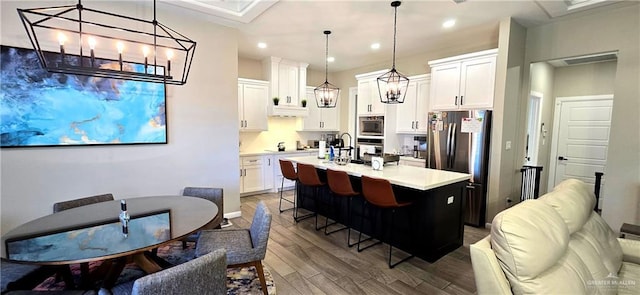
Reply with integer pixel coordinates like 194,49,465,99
359,116,384,136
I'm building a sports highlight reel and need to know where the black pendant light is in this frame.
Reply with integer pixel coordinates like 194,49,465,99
377,1,409,104
314,30,340,108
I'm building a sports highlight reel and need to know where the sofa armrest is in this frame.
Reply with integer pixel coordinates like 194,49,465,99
617,238,640,264
470,236,512,295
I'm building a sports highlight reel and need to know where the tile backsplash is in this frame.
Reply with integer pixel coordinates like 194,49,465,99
239,117,333,153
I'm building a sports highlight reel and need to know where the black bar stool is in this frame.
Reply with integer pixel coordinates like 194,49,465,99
359,175,414,268
278,159,297,213
296,163,326,228
326,169,359,247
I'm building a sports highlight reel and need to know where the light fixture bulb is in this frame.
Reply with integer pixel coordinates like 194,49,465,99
57,32,66,45
166,49,174,60
327,56,335,62
142,46,150,57
257,42,267,49
371,43,380,50
88,37,96,50
116,41,124,53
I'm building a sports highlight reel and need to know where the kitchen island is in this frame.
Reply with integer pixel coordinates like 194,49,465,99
286,156,471,263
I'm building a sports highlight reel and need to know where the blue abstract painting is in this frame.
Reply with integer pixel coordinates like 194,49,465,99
0,46,166,147
6,211,171,262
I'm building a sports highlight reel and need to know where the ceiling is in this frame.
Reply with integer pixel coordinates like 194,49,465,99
161,0,627,72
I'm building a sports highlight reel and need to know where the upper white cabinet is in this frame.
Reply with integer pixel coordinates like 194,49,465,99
298,87,340,131
396,74,430,134
238,78,268,132
428,49,497,111
355,70,388,116
263,57,308,107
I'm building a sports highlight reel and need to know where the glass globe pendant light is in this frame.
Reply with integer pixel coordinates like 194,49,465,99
377,1,409,104
314,30,340,108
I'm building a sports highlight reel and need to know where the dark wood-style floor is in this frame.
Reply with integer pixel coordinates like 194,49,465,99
233,191,489,295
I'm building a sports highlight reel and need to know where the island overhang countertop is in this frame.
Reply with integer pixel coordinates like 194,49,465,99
286,156,471,191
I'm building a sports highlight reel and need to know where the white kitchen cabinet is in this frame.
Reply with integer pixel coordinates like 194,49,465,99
263,57,308,108
356,70,388,116
262,155,274,191
428,49,497,111
396,75,430,134
298,87,340,131
238,78,268,132
272,151,315,192
240,156,265,194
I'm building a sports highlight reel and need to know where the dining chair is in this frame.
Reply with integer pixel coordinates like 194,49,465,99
100,249,227,295
181,187,224,248
1,259,56,294
359,175,415,268
52,193,114,213
195,201,272,295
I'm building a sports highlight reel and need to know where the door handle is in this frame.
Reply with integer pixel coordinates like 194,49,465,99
460,95,464,105
454,96,458,106
412,121,415,129
415,121,419,129
558,156,568,161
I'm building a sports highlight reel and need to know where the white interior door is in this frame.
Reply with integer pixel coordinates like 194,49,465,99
549,95,613,196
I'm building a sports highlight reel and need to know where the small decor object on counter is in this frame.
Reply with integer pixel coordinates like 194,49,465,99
301,99,307,107
329,146,335,162
277,142,285,151
335,149,351,166
371,156,384,171
119,200,130,238
318,140,326,159
272,97,280,106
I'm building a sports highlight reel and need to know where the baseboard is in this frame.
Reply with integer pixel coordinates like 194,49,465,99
224,211,242,219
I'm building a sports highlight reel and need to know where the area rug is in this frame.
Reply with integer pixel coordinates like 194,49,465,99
34,241,276,295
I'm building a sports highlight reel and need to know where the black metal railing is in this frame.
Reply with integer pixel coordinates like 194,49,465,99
520,166,544,201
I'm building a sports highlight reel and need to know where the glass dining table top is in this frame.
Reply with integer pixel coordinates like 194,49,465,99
1,196,217,265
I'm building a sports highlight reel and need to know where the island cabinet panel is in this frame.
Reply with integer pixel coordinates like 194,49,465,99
295,168,466,263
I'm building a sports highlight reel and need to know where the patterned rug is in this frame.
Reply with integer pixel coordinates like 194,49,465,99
34,241,276,294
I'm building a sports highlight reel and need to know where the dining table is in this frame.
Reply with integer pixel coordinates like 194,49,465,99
1,195,218,289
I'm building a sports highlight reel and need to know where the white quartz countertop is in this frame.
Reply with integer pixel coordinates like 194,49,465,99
240,149,318,157
286,156,470,191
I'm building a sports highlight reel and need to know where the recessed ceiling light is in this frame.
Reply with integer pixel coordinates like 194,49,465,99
370,43,380,50
442,19,456,28
257,42,267,49
327,56,335,62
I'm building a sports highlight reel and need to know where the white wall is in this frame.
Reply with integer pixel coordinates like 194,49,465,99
523,3,640,230
0,1,241,234
528,62,555,193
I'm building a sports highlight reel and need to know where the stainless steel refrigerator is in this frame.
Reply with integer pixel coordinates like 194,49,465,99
427,110,492,227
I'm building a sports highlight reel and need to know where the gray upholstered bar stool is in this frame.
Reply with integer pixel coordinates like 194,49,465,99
359,175,414,268
325,169,359,247
278,159,297,213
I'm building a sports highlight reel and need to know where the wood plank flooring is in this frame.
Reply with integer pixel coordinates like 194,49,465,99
233,191,489,295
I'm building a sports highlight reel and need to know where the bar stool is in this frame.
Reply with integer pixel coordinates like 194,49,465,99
278,159,297,213
326,169,359,247
359,175,415,268
296,163,326,228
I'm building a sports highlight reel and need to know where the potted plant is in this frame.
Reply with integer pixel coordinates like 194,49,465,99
272,97,279,106
301,99,307,107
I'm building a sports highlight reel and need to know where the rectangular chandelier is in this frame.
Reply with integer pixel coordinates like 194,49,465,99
17,1,196,85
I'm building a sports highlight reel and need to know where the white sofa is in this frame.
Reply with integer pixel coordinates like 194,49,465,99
470,179,640,294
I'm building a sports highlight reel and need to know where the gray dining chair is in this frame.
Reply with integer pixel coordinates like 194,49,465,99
181,187,224,248
1,259,55,294
99,249,227,295
53,193,114,213
196,201,272,295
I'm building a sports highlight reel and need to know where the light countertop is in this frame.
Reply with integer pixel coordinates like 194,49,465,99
240,149,318,157
285,156,470,191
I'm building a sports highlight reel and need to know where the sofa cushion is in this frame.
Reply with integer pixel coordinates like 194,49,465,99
491,200,596,294
540,179,594,234
617,262,640,295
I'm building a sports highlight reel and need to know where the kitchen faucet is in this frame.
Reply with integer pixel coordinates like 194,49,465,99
338,132,353,157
